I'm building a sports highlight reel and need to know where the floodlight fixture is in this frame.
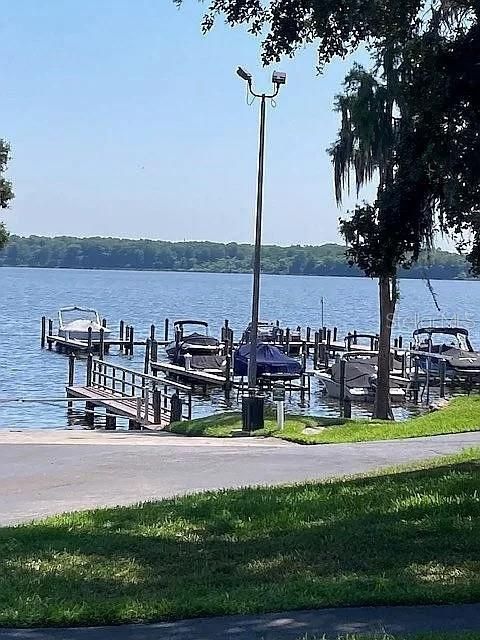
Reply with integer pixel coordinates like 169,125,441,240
272,71,287,85
237,66,252,82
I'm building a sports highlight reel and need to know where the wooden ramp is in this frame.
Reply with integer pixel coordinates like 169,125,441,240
66,358,193,430
66,386,161,426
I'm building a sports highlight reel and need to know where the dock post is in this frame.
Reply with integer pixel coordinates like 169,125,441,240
105,414,117,430
353,330,358,345
300,351,308,404
85,401,95,428
129,326,134,356
413,359,419,404
394,337,398,349
306,327,311,349
398,335,403,349
333,327,338,342
150,324,156,341
153,387,162,424
322,326,327,341
170,392,182,424
439,360,446,398
285,328,290,355
119,320,125,353
99,327,105,360
41,316,46,349
48,319,53,350
67,354,75,412
87,326,93,352
68,353,75,387
86,353,93,387
164,318,169,342
326,329,331,359
224,342,232,402
346,332,352,351
313,331,319,369
343,396,352,418
339,358,346,415
144,338,151,375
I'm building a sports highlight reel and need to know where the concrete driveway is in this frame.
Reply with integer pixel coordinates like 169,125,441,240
1,428,479,526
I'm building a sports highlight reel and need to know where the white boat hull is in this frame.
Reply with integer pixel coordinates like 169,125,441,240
316,372,405,403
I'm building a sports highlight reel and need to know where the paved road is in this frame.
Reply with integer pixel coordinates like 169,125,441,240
1,428,479,525
2,603,480,639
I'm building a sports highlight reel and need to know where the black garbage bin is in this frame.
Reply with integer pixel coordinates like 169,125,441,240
242,395,265,431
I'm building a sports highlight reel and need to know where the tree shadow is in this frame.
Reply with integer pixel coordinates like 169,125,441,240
1,461,479,627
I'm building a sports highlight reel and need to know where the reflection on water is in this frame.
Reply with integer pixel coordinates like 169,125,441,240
0,267,478,429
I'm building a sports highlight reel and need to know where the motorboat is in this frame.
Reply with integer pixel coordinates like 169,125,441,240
412,322,480,376
316,358,406,402
242,320,302,351
165,320,225,371
58,306,110,342
233,343,303,381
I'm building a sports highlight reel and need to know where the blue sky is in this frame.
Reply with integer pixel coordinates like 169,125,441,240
2,1,369,245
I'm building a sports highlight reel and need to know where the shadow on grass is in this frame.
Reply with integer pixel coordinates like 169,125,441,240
0,461,479,627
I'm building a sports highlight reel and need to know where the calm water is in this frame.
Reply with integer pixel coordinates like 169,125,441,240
1,267,479,428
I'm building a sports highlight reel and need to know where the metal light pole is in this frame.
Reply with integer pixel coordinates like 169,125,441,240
237,67,287,430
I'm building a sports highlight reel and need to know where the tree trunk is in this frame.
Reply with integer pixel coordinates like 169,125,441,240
374,275,397,420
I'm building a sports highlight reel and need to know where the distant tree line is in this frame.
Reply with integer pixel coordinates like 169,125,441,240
0,235,473,280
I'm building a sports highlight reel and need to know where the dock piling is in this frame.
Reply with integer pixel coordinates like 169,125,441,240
129,326,134,356
48,319,53,350
41,316,46,349
144,338,151,375
119,320,125,353
99,328,105,360
164,318,169,342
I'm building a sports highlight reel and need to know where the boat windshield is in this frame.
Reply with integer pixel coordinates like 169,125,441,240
59,308,100,327
418,331,468,352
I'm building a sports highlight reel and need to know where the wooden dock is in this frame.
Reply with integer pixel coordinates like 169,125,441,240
150,360,229,388
66,356,192,429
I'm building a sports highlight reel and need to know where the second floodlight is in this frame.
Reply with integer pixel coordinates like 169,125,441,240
272,71,287,85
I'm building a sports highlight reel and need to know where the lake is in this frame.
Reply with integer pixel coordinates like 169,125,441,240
1,267,479,429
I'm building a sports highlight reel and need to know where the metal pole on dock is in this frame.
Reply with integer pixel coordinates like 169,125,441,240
164,318,169,342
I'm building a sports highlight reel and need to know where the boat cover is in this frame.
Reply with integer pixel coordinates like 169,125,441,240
191,354,226,371
166,332,220,360
180,332,219,347
331,361,376,389
428,347,480,372
233,343,303,378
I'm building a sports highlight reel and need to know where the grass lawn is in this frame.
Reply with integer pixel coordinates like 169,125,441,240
0,449,479,627
169,395,480,444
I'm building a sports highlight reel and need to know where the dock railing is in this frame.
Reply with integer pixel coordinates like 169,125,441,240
87,356,192,425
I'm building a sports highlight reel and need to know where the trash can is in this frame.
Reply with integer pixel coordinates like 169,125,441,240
242,394,265,431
